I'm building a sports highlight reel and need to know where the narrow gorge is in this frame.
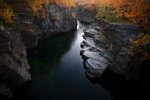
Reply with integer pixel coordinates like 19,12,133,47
0,0,150,100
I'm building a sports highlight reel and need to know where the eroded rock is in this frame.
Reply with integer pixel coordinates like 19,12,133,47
85,59,109,78
42,4,77,37
81,22,142,79
0,26,31,97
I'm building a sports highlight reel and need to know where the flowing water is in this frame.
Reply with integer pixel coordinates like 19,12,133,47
16,21,113,100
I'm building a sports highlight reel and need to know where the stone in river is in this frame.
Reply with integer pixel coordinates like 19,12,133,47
85,59,109,78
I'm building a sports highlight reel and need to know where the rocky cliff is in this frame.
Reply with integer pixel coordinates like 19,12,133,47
42,4,77,37
73,4,96,24
0,4,77,98
0,26,31,98
81,22,143,79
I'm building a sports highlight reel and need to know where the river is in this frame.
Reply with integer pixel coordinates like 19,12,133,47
14,21,113,100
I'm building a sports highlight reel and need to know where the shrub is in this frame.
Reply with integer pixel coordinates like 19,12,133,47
96,5,116,23
25,0,49,16
128,33,150,61
55,11,60,20
0,0,13,24
72,13,76,19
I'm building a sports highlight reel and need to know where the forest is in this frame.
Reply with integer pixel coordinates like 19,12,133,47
0,0,149,61
1,0,150,27
0,0,150,100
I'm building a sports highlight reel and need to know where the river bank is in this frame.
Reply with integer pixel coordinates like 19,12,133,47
11,21,114,100
81,21,143,79
80,19,150,100
0,2,150,100
0,4,77,98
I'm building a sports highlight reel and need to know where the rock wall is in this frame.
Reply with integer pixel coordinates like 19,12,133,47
0,4,77,98
42,4,77,37
0,26,31,98
73,4,96,24
81,22,143,79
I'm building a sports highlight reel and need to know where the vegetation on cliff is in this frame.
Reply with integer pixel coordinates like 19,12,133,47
1,0,150,62
96,0,150,26
0,0,13,24
95,0,150,61
128,33,150,61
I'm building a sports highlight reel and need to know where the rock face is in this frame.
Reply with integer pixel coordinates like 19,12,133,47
42,4,77,37
14,4,77,49
0,3,77,98
16,19,43,49
81,22,142,78
0,26,31,98
81,23,111,78
73,4,96,24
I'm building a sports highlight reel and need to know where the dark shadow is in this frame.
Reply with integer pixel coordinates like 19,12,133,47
28,30,77,81
85,61,150,100
13,30,77,100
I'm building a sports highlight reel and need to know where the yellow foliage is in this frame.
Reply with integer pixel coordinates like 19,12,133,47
14,51,19,59
128,33,150,61
55,11,60,20
96,0,150,29
25,0,49,16
0,0,13,24
72,13,76,19
2,8,14,24
125,0,150,25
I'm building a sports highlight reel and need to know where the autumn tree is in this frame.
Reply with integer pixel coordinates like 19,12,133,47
128,33,150,61
24,0,49,15
96,0,150,25
125,0,150,25
0,0,13,24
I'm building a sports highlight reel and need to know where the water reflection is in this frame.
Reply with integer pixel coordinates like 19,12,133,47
86,67,150,100
28,30,77,82
15,21,113,100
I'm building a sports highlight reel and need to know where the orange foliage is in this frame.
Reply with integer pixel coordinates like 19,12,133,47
125,0,150,25
0,0,13,24
96,0,150,25
2,0,150,26
49,0,96,8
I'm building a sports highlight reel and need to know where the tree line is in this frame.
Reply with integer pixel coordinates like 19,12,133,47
0,0,149,60
96,0,150,26
0,0,13,24
96,0,150,61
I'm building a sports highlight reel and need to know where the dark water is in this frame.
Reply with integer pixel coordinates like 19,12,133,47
17,21,113,100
